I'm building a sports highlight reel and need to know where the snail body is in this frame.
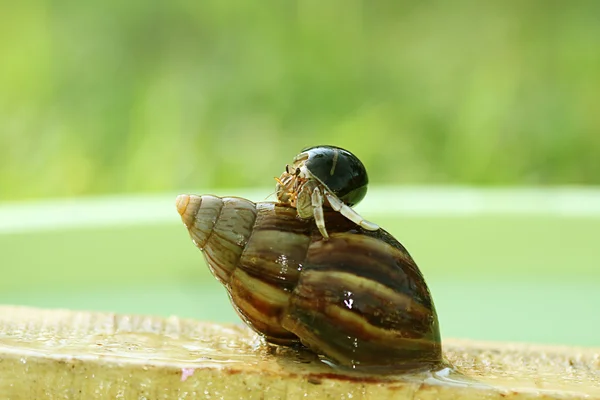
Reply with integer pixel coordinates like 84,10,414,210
176,194,442,372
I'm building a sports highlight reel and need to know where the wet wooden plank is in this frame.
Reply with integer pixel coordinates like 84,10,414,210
0,305,598,399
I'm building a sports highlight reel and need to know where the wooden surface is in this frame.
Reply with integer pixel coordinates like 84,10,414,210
0,305,598,399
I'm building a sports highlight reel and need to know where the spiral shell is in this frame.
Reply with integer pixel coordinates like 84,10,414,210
176,194,442,372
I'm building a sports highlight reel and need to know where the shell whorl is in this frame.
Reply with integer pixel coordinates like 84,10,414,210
177,194,442,371
177,194,257,284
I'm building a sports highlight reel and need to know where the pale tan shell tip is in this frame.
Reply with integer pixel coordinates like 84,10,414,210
175,194,190,217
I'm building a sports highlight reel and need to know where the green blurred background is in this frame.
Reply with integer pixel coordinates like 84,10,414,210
1,1,599,348
1,1,600,201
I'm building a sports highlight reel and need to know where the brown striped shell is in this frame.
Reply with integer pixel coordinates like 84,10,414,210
176,194,442,372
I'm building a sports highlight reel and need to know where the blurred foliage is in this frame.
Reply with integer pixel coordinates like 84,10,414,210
1,1,599,201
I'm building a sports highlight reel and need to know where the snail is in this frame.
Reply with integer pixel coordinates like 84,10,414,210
176,193,442,372
275,145,379,240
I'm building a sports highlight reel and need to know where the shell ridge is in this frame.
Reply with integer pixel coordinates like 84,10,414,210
236,200,267,283
201,196,225,250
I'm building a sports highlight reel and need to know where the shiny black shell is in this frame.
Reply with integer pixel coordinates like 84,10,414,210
300,145,369,207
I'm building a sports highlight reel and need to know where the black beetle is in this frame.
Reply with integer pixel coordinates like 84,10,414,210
275,145,379,239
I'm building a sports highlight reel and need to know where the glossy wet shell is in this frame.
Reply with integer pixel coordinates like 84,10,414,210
300,146,369,207
176,194,442,371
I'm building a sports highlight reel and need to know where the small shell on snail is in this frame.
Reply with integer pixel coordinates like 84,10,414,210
275,145,379,240
176,193,442,372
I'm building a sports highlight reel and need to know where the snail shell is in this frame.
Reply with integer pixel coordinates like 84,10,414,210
176,194,442,372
